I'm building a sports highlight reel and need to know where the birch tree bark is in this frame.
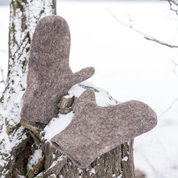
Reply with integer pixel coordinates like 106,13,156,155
0,0,135,177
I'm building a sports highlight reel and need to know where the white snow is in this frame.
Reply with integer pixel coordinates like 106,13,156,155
0,1,178,178
122,156,128,162
89,167,96,176
70,81,118,107
0,158,6,167
112,174,123,178
44,81,117,141
28,148,42,170
48,174,56,178
0,1,55,176
77,167,83,174
44,112,74,141
34,172,43,178
117,175,122,178
78,167,83,178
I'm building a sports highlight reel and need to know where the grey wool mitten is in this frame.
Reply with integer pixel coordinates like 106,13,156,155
20,16,95,124
51,89,157,168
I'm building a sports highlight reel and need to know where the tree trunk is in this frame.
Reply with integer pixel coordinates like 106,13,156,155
0,0,56,177
0,1,135,177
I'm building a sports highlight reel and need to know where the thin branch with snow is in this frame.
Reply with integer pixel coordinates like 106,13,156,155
144,36,178,48
106,9,178,48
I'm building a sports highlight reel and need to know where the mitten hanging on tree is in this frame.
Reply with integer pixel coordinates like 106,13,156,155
20,16,95,124
51,89,157,168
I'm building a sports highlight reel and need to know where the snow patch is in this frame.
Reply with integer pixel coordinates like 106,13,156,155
43,81,118,142
34,172,43,178
122,156,128,162
89,167,96,176
117,175,122,178
28,148,42,170
44,112,74,141
69,81,118,107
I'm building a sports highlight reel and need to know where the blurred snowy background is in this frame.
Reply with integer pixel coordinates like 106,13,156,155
0,0,178,177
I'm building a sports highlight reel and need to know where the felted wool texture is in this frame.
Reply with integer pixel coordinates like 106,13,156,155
51,89,157,168
20,16,95,124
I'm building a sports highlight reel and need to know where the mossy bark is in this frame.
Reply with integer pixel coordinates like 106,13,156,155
0,0,135,177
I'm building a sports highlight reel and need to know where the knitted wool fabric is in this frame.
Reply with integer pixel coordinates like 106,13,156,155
51,89,157,168
20,16,95,124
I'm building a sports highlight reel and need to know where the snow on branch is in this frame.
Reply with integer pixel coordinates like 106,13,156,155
144,36,178,48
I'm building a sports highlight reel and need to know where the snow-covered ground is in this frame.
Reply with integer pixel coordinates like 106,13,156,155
0,1,178,177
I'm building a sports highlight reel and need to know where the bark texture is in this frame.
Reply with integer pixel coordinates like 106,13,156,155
0,0,136,177
21,91,135,178
0,0,56,177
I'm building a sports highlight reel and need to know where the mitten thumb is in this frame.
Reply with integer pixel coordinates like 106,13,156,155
72,67,95,85
73,89,96,115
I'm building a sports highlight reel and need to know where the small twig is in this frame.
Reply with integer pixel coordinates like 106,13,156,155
166,14,178,21
168,0,178,15
106,9,147,36
106,9,178,48
159,98,178,117
26,169,30,177
127,14,133,28
140,151,163,178
171,60,178,76
169,30,178,43
0,67,5,85
144,36,178,48
15,168,21,175
168,0,178,7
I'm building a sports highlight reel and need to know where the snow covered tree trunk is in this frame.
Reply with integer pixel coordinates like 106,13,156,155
0,0,135,177
0,0,56,177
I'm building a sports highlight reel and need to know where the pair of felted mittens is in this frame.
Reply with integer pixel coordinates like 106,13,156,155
50,89,157,168
20,15,157,169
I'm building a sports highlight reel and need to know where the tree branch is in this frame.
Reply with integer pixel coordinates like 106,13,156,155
144,36,178,48
171,60,178,76
107,7,178,119
159,98,178,117
0,66,5,85
106,9,178,48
